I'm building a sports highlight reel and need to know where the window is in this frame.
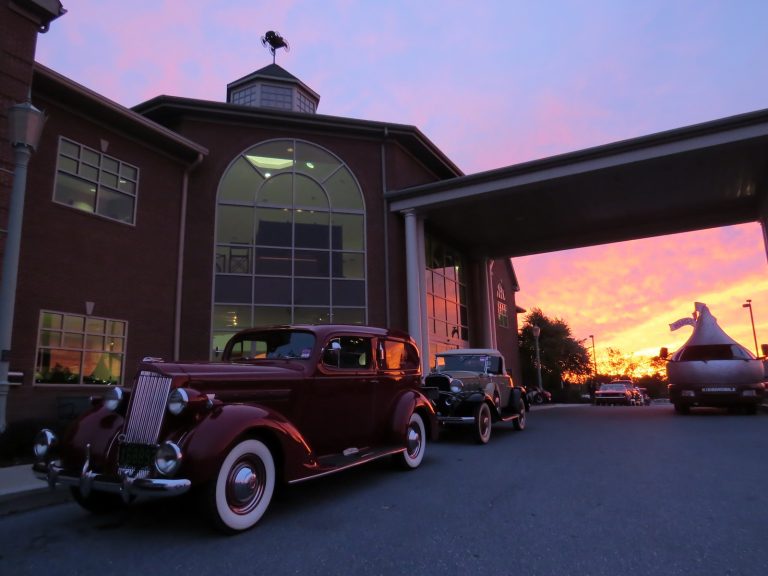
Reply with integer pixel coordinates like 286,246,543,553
261,85,293,110
425,236,469,357
497,301,509,328
322,336,372,369
35,311,127,385
380,340,420,371
54,137,139,224
212,140,366,356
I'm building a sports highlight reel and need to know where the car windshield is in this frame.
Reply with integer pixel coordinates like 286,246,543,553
435,354,488,373
227,330,316,360
599,383,628,391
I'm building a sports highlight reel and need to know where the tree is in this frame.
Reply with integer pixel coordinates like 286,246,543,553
518,308,592,398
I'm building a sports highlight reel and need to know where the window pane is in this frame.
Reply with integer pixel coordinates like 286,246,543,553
213,305,251,330
215,275,252,303
85,334,105,350
253,247,291,275
83,352,121,385
333,280,365,306
217,205,254,244
258,173,292,206
253,277,291,304
332,308,365,325
36,349,82,383
295,142,340,181
41,312,62,330
219,157,261,202
61,139,79,157
294,175,328,209
332,252,364,278
246,141,294,177
255,208,292,246
108,337,124,353
40,330,61,347
121,165,137,181
108,321,125,337
295,249,329,277
118,179,136,196
217,245,251,274
59,156,78,173
100,171,118,188
55,173,96,213
253,306,291,325
295,210,329,248
63,332,84,348
85,318,105,333
294,278,329,306
81,148,99,166
98,188,134,223
331,214,363,250
63,315,84,332
325,167,363,209
102,157,119,173
294,307,330,324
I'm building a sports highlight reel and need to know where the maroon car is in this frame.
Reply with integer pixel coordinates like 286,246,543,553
33,325,435,533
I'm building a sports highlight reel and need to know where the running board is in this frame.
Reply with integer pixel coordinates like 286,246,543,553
289,446,404,484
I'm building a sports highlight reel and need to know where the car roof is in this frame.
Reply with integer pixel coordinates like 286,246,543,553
232,324,413,342
436,348,502,356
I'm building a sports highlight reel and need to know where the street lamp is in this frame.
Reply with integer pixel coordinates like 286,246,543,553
589,334,598,378
742,299,759,357
532,325,543,391
0,99,46,433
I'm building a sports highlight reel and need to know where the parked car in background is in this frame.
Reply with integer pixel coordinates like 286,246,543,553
527,387,552,405
593,381,635,406
636,387,651,405
423,349,528,444
33,325,436,533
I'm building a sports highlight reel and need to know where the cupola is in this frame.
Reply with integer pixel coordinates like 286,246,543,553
226,63,320,114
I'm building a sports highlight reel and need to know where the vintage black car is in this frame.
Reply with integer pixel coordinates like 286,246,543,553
423,349,528,444
32,325,436,533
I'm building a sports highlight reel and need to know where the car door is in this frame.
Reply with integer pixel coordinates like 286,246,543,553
302,334,376,455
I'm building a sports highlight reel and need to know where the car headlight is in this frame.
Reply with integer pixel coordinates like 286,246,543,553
154,441,183,476
682,390,695,397
103,386,125,411
167,388,189,415
450,379,464,393
33,429,58,461
742,389,757,397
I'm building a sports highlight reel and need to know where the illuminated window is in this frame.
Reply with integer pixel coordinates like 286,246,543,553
35,311,127,385
497,301,509,328
212,139,366,356
53,137,138,224
425,236,469,358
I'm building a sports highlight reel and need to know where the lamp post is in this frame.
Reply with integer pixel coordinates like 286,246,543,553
532,325,542,391
742,299,759,357
0,99,46,433
589,334,598,378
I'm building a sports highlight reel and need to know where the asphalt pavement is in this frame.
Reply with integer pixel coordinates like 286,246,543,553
2,399,766,517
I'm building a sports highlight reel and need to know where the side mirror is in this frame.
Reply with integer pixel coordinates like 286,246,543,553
659,347,668,360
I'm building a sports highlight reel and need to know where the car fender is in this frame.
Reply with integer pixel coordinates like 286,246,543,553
389,390,437,441
178,403,314,485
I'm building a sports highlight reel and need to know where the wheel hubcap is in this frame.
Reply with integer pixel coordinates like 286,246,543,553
227,457,266,514
407,423,422,457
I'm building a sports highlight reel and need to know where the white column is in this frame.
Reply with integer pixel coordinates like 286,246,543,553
478,258,494,349
403,210,425,369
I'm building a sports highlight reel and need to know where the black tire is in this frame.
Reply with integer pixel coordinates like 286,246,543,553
70,487,128,514
512,399,526,431
673,403,689,414
533,393,544,405
396,412,426,469
205,438,275,533
744,404,758,415
473,402,492,444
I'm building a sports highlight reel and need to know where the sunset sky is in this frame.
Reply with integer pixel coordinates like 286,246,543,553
34,0,768,369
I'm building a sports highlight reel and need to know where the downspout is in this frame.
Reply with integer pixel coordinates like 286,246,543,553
381,127,390,326
174,153,204,361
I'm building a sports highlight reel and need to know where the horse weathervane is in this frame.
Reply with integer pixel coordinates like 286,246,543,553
261,30,289,64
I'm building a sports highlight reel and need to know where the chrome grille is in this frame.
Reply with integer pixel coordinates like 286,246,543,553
118,370,171,477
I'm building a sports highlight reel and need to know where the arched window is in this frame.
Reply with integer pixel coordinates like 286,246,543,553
212,140,366,356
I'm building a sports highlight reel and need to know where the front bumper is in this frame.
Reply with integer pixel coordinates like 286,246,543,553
668,383,765,407
33,460,191,501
